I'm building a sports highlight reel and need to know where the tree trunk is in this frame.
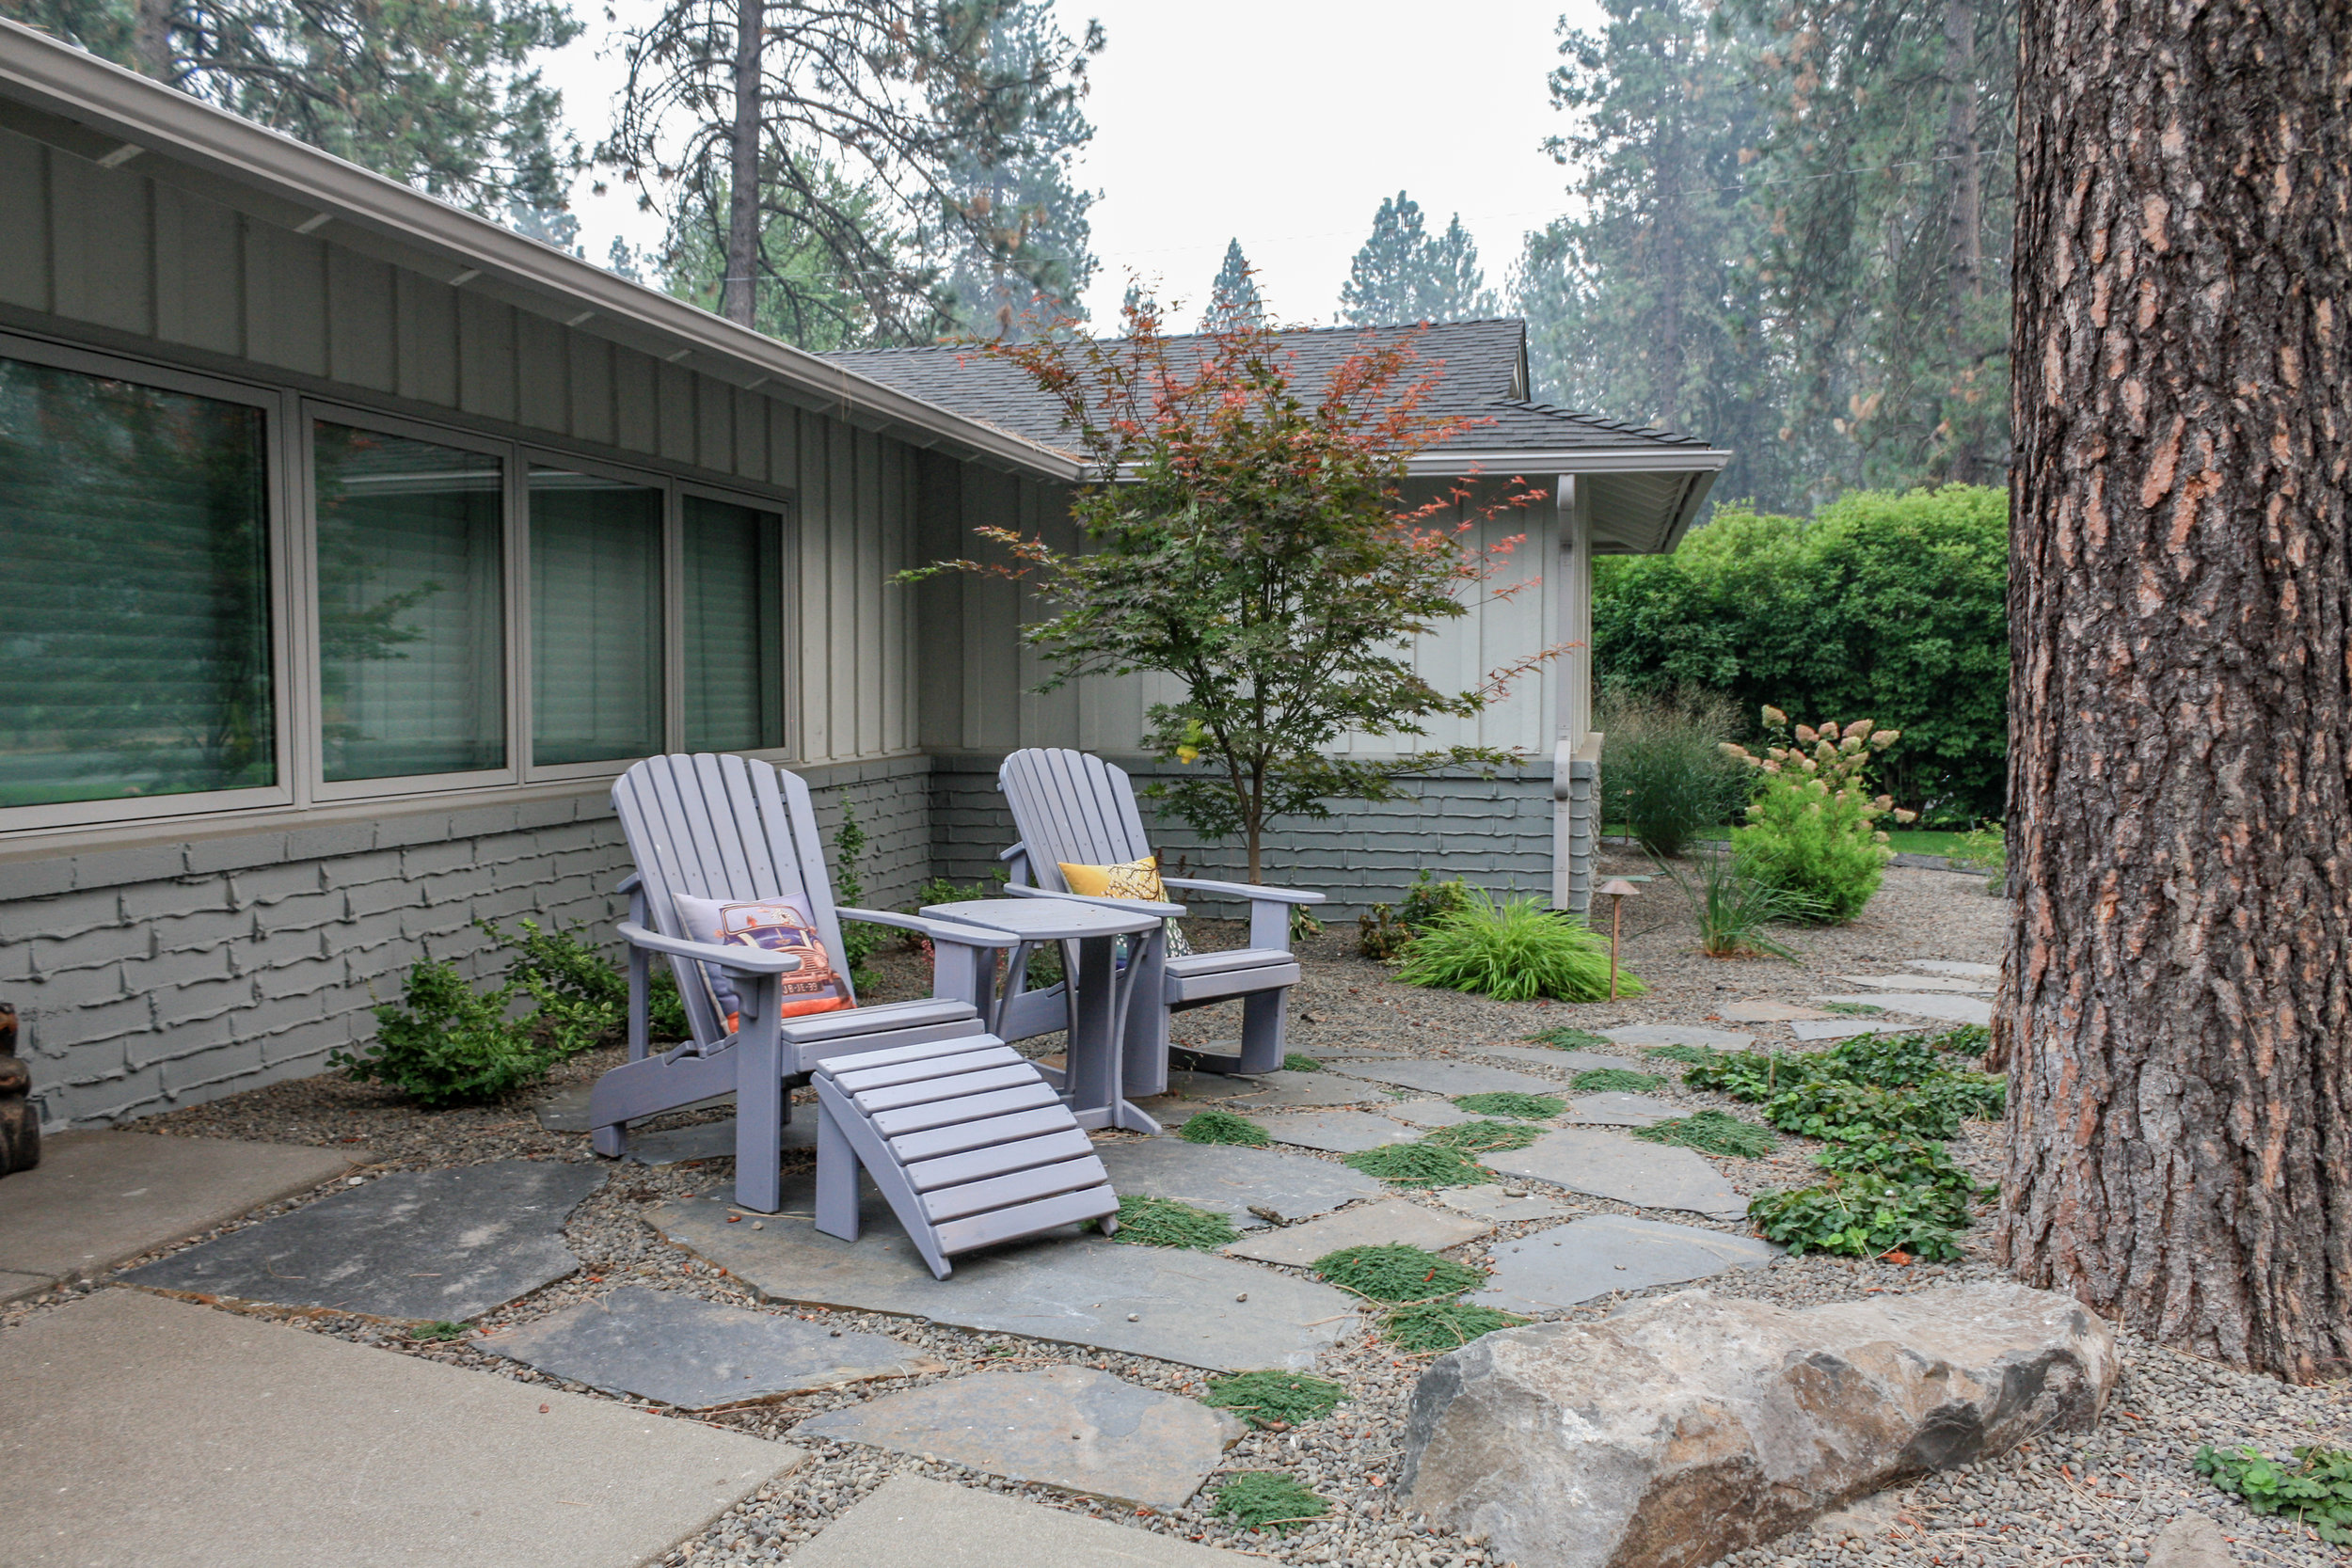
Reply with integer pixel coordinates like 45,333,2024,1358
132,0,172,79
1999,0,2352,1382
1939,0,1984,483
721,0,764,329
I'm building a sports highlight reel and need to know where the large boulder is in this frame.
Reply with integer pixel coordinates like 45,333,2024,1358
1400,1283,2118,1568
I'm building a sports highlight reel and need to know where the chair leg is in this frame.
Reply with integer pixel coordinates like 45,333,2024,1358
1122,942,1173,1099
1235,988,1289,1076
734,976,785,1214
591,1125,626,1160
815,1102,860,1242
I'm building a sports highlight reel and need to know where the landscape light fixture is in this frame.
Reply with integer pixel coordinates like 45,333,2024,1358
1598,879,1642,1001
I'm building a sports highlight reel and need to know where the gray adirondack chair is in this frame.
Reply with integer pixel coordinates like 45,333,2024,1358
592,756,1116,1267
995,748,1325,1095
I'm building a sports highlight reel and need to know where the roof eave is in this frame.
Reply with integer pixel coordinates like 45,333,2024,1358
0,20,1085,483
1402,448,1733,477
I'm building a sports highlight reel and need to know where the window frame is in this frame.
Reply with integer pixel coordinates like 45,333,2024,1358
0,331,297,832
676,479,797,760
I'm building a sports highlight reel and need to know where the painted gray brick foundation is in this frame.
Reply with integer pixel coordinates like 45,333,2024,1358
0,754,933,1130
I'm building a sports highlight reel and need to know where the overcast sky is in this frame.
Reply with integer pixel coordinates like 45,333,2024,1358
542,0,1604,328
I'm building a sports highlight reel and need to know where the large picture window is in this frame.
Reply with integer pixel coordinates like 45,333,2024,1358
0,356,274,808
530,467,664,767
682,494,786,752
313,422,506,781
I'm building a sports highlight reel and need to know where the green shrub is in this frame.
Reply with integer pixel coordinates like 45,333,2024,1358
1178,1109,1270,1147
1422,1119,1543,1155
332,959,566,1107
483,916,690,1043
1726,712,1915,923
2196,1445,2352,1544
1658,849,1813,958
1314,1243,1486,1302
830,805,882,978
1380,1299,1526,1354
1358,870,1475,959
1947,822,2008,894
1451,1091,1565,1120
1634,1109,1777,1158
1215,1472,1328,1534
1104,1195,1240,1250
1527,1025,1613,1050
1571,1068,1664,1093
1201,1371,1346,1430
1396,891,1640,1003
1597,688,1752,857
1341,1140,1491,1188
1748,1175,1967,1261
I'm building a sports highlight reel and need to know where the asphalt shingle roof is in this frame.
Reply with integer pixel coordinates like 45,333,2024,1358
821,319,1714,463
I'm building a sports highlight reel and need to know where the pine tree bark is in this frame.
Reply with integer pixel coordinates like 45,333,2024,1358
132,0,172,80
721,0,764,329
1999,0,2352,1382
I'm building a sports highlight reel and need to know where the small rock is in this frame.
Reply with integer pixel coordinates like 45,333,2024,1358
2148,1513,2233,1568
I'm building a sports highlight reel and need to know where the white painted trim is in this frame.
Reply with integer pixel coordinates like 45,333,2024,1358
1404,448,1733,477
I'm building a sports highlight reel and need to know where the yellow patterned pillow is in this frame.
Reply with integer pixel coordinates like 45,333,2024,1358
1058,854,1167,900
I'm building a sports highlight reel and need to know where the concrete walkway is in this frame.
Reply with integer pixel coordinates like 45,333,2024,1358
790,1475,1264,1567
0,1290,800,1567
0,1132,357,1302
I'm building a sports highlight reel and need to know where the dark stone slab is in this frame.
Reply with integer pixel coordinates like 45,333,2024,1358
1483,1130,1749,1219
1559,1092,1679,1127
1471,1214,1782,1313
1320,1059,1568,1099
1094,1139,1385,1227
1224,1198,1490,1267
797,1366,1240,1509
1598,1025,1758,1050
121,1161,604,1321
1463,1045,1637,1074
1225,1070,1387,1109
620,1117,818,1165
648,1183,1353,1371
1255,1111,1416,1154
482,1285,940,1409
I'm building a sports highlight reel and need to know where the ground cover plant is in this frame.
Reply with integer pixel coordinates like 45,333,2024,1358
1341,1140,1490,1188
1644,1043,1717,1064
1281,1053,1321,1071
1381,1300,1527,1354
1178,1109,1271,1147
1215,1472,1329,1535
1358,871,1475,959
1451,1091,1565,1119
1313,1243,1485,1302
1632,1108,1776,1158
1725,712,1918,922
1820,1000,1885,1016
1102,1195,1239,1250
1200,1372,1347,1431
2195,1445,2352,1544
1528,1025,1613,1050
1422,1119,1543,1155
1571,1067,1663,1092
1748,1174,1969,1261
1396,890,1639,1002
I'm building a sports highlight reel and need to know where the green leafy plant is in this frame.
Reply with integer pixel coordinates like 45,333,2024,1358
2195,1444,2352,1544
1178,1109,1271,1148
1748,1175,1966,1261
1597,686,1752,857
1657,849,1813,958
1396,890,1640,1003
1422,1119,1543,1155
1634,1109,1777,1158
1928,1023,1992,1058
1281,1053,1322,1072
1102,1195,1240,1251
1214,1471,1329,1535
830,805,882,980
1725,712,1918,923
1947,823,2008,894
1763,1077,1962,1141
1680,1047,1803,1100
1571,1067,1664,1093
1201,1371,1348,1431
408,1320,470,1341
482,916,691,1043
1451,1091,1565,1120
1379,1299,1526,1354
1528,1025,1613,1050
1812,1132,1988,1207
1314,1243,1486,1302
1341,1140,1491,1188
1359,871,1476,959
331,958,573,1107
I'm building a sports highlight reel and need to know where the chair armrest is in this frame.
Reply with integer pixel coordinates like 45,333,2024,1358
617,921,803,975
998,884,1187,919
834,906,1019,948
615,871,643,896
1162,877,1327,905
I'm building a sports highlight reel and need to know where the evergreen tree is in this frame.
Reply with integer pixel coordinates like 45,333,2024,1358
660,166,893,351
1338,192,1498,325
6,0,580,214
1201,239,1263,330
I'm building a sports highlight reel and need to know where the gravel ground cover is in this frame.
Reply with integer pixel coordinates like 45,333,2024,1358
8,863,2346,1567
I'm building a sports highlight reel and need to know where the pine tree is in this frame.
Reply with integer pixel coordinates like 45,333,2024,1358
8,0,580,214
1338,193,1498,325
1201,239,1263,330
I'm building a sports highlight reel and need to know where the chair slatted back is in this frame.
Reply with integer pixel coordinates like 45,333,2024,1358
612,753,857,1047
997,749,1156,892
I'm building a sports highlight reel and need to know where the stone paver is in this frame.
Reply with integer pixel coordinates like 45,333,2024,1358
1385,1099,1476,1128
0,1132,357,1300
1906,959,1997,979
1485,1129,1748,1219
1159,1070,1271,1101
1437,1185,1573,1224
1220,1069,1382,1109
1838,974,1994,994
799,1366,1239,1510
0,1289,797,1568
1254,1110,1416,1154
1222,1197,1491,1267
122,1160,603,1321
1821,992,1993,1026
1308,1047,1406,1059
482,1286,940,1409
1788,1020,1925,1042
624,1117,784,1165
790,1474,1263,1567
1321,1058,1569,1099
1598,1024,1757,1050
1559,1091,1678,1127
1097,1139,1385,1227
650,1186,1352,1371
1490,1047,1653,1074
1718,1001,1835,1023
1471,1214,1781,1313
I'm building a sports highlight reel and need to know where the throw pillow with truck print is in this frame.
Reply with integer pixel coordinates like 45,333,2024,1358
672,892,854,1032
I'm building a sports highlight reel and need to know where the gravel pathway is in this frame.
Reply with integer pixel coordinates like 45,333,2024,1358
9,863,2346,1567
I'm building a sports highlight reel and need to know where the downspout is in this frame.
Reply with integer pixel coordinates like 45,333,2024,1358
1551,476,1601,915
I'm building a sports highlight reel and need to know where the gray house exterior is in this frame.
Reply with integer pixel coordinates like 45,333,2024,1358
0,20,1725,1131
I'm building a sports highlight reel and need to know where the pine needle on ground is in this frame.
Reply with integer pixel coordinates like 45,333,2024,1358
1451,1091,1565,1120
1104,1194,1240,1250
1200,1371,1347,1430
1341,1140,1491,1188
1632,1108,1778,1158
1422,1118,1543,1155
1178,1108,1271,1147
1215,1472,1329,1535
